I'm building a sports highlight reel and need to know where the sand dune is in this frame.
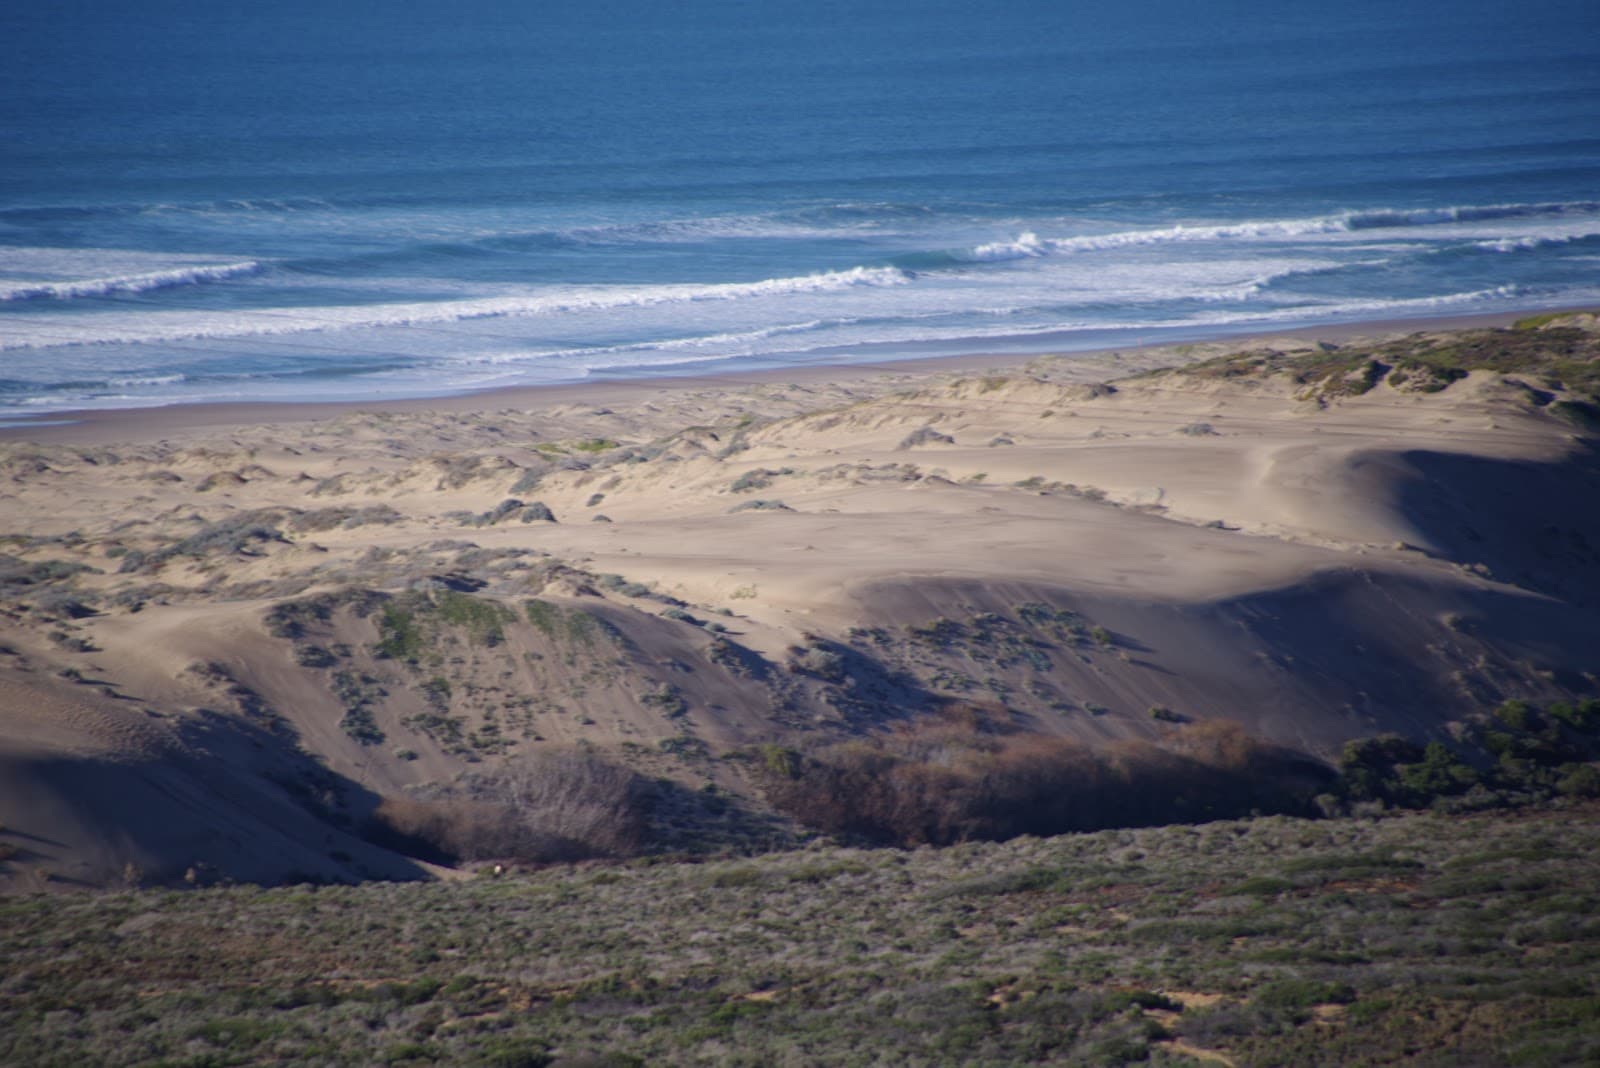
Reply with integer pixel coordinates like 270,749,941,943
2,313,1597,887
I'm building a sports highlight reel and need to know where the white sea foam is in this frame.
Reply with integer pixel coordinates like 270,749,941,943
1343,201,1600,229
804,284,1546,353
440,283,1550,384
955,201,1600,263
105,373,188,388
563,213,896,245
957,217,1359,262
588,199,1600,256
993,256,1340,306
278,198,1600,271
1128,284,1535,331
966,231,1051,261
1471,229,1600,253
556,285,1546,379
3,195,1593,413
145,197,336,216
457,318,864,368
0,265,911,351
0,251,262,302
9,281,1590,416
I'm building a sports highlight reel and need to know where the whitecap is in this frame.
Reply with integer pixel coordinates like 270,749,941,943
0,265,912,351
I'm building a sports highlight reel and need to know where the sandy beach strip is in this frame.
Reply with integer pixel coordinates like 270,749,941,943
0,306,1578,446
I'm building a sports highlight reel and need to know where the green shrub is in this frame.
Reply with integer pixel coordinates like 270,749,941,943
523,598,561,636
295,644,338,668
641,684,687,718
187,1017,286,1049
572,438,619,453
376,604,425,662
472,1041,553,1068
729,470,772,493
1494,700,1536,732
906,618,965,646
333,671,386,744
1254,979,1356,1009
435,591,509,646
755,744,801,779
1397,742,1478,797
1279,851,1422,877
1550,699,1600,733
518,501,557,523
1558,764,1600,798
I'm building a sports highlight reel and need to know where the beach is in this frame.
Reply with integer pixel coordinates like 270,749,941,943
0,306,1568,445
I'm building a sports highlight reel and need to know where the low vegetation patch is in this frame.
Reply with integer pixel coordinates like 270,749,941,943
286,504,402,533
1165,322,1600,407
374,589,514,663
729,466,794,493
119,511,289,574
5,804,1599,1065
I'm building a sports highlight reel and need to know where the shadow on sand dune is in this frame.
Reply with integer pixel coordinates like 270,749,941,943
1195,568,1600,745
0,711,428,890
1395,441,1600,606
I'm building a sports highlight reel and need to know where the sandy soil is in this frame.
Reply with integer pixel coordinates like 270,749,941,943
2,308,1597,888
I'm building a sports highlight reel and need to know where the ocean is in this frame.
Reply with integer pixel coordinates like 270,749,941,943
2,0,1598,416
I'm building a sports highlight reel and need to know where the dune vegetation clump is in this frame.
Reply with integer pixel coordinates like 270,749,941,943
728,498,793,512
373,589,513,663
1328,698,1600,814
1168,321,1600,407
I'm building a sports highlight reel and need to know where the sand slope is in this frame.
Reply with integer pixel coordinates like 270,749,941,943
2,317,1597,886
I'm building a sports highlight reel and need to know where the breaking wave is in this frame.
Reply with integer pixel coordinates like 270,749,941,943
0,260,263,302
0,265,912,350
953,201,1600,262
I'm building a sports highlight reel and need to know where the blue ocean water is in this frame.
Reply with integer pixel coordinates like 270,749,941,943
2,0,1598,414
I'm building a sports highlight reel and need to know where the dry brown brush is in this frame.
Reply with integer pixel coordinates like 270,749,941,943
366,749,650,864
756,719,1332,846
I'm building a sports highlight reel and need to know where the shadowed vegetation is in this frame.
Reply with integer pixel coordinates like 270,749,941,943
753,717,1332,846
366,750,651,865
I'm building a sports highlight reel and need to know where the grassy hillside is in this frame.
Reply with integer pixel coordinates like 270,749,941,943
4,804,1598,1066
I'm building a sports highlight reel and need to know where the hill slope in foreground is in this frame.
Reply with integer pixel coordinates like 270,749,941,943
1,313,1600,887
3,805,1599,1065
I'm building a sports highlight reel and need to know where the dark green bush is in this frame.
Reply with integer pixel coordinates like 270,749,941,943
1255,979,1356,1010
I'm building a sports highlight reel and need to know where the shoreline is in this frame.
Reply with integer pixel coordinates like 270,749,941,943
0,305,1581,446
